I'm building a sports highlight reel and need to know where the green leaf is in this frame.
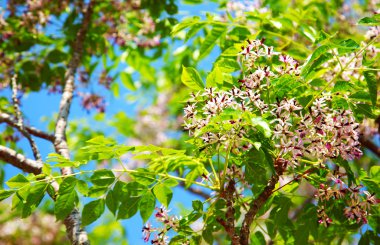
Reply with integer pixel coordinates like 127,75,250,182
332,81,353,92
124,181,148,197
117,196,141,219
181,66,204,90
76,180,89,196
302,45,330,76
86,135,116,145
0,190,15,201
110,82,119,98
82,199,105,226
55,177,78,220
185,167,202,188
47,49,68,64
106,190,118,216
129,168,155,185
47,153,85,168
185,23,206,41
363,71,378,107
139,191,156,222
120,72,136,91
215,58,240,73
202,227,213,244
21,182,48,218
88,186,109,198
251,117,271,138
352,103,375,118
26,182,48,206
358,14,380,26
6,174,29,188
362,178,380,196
199,24,227,60
304,53,333,78
251,231,266,245
370,165,380,179
171,17,200,36
192,200,203,212
206,66,223,87
153,183,173,208
335,39,360,54
314,30,331,44
91,169,115,187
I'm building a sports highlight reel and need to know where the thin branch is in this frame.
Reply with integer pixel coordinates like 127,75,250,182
53,2,95,244
0,145,42,174
359,136,380,158
11,75,42,162
179,182,211,199
0,112,55,142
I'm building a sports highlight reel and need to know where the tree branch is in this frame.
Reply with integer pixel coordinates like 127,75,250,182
53,2,95,244
179,182,211,199
0,112,55,142
239,158,287,244
359,136,380,158
10,75,43,163
239,174,279,244
217,178,240,245
0,145,42,174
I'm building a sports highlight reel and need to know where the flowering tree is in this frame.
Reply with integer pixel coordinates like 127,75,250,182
0,0,379,244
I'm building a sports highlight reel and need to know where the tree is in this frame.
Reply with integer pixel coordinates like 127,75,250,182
0,0,379,244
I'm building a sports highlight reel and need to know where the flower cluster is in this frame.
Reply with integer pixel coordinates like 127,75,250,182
184,86,267,150
184,40,362,165
78,92,106,113
239,39,278,68
271,94,363,164
142,206,180,244
321,26,380,83
315,174,378,226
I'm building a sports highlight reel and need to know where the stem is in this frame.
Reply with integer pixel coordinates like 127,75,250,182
209,158,219,186
221,144,231,192
262,30,310,53
305,35,379,108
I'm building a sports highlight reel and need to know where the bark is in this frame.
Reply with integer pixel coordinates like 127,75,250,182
11,75,42,162
217,178,240,244
0,112,55,142
239,174,279,245
53,2,95,244
359,136,380,158
179,182,211,199
239,158,286,244
0,145,42,174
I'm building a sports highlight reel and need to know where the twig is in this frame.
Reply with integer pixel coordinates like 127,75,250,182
359,136,380,158
11,75,42,163
179,182,211,199
0,112,55,142
0,145,42,174
53,2,95,244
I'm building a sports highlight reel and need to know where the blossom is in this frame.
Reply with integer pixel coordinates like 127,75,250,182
142,222,153,242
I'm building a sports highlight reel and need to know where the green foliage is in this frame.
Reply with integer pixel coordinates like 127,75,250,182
0,1,379,244
55,177,78,220
181,66,204,90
